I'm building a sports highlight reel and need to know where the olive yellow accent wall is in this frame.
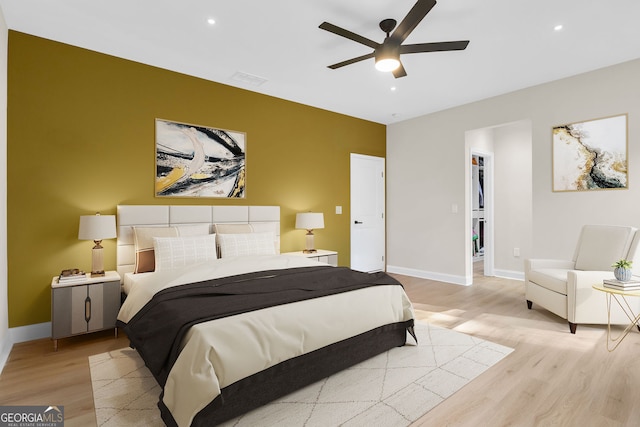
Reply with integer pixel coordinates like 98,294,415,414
7,31,386,328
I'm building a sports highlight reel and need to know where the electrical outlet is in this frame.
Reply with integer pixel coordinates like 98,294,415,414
336,206,342,214
513,247,520,257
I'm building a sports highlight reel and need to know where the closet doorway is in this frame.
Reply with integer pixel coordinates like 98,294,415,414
470,150,493,279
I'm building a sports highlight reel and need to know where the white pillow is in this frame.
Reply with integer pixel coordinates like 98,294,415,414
133,224,211,273
217,232,276,257
153,234,218,271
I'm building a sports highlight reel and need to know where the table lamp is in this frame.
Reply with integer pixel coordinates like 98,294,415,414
295,212,324,253
78,213,117,277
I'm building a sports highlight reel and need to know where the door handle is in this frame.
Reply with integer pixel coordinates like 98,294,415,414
354,220,363,224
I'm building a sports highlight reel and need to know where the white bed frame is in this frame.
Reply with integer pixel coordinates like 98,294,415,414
116,205,280,280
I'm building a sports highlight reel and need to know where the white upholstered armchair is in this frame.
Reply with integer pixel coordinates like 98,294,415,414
525,225,640,333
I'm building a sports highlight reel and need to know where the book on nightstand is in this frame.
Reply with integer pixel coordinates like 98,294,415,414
603,278,640,290
58,268,87,284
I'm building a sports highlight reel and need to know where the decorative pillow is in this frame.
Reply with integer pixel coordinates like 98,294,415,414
214,223,254,257
153,234,218,271
133,224,210,273
217,232,276,257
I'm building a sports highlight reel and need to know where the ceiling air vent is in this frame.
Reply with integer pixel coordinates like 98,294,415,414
230,71,268,87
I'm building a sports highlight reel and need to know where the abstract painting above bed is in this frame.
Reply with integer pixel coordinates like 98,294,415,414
155,118,246,198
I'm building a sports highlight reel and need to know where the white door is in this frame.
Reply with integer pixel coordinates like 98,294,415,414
350,154,385,272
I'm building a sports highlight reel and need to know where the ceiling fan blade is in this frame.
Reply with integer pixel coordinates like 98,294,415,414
392,62,407,79
390,0,437,45
319,22,380,49
400,40,469,54
328,52,375,69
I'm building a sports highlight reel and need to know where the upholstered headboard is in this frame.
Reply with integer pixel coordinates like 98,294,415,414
116,205,280,279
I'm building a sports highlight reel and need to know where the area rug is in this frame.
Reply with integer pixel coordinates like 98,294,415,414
89,322,513,426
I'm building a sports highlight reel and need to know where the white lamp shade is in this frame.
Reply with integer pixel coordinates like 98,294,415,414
78,214,117,241
295,212,324,230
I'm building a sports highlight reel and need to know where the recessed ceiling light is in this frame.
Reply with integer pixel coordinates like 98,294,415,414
207,18,216,25
554,24,563,31
391,86,397,92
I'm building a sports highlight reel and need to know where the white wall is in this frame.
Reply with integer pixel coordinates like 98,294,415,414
492,121,532,276
0,7,9,372
387,58,640,284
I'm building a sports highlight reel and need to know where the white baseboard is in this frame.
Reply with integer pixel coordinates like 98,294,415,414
386,265,471,286
0,334,11,375
0,322,51,374
387,265,524,285
10,321,51,343
494,269,525,281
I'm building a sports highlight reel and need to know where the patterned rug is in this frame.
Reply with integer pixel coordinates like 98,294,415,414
89,322,513,426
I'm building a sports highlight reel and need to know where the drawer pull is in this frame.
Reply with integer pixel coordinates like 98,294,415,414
85,296,92,323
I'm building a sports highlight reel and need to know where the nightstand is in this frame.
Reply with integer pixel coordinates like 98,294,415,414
282,249,338,267
51,270,121,351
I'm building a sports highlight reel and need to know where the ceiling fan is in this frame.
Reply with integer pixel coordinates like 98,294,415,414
319,0,469,78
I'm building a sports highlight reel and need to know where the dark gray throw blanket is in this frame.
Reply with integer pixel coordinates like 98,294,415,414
118,266,405,386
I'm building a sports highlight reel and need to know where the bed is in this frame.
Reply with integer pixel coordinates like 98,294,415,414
115,205,415,426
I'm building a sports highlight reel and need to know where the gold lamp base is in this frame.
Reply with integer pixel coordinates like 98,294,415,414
303,231,317,253
90,240,106,277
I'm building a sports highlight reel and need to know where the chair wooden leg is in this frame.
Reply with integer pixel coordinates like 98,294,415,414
569,322,577,334
526,300,532,309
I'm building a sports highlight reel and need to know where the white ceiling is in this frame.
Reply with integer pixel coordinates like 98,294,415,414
1,0,640,125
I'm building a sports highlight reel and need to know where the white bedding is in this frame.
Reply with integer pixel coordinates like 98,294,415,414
118,255,327,323
118,255,415,427
122,271,151,295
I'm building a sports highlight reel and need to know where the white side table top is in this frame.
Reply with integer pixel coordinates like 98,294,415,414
282,249,337,257
52,270,121,288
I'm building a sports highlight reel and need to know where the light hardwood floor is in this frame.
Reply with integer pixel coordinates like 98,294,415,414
404,264,640,427
1,266,639,426
0,329,129,426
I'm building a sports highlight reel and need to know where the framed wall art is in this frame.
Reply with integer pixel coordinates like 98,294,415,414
155,118,246,198
552,114,628,192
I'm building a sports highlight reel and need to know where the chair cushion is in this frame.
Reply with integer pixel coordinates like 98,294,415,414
528,268,568,295
574,225,635,271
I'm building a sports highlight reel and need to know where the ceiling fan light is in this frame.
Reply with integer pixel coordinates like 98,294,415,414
375,57,400,72
375,42,400,72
